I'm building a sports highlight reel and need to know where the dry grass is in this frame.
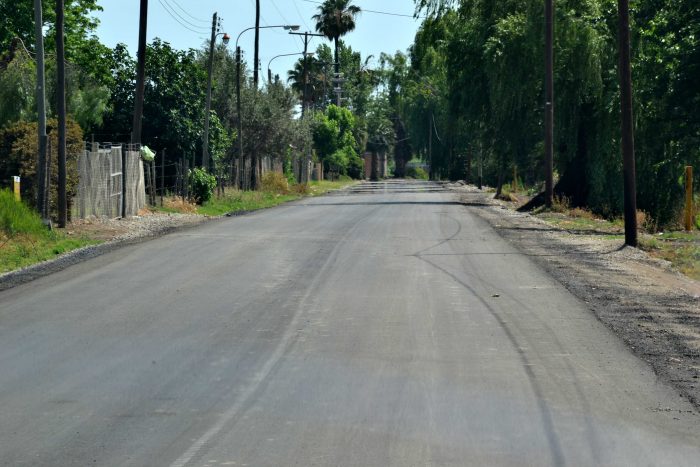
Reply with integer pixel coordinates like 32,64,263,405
163,197,198,214
261,172,289,194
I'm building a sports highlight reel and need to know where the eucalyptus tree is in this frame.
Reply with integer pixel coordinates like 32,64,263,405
312,0,361,76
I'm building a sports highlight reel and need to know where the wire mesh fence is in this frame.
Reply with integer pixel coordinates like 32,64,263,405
72,142,146,219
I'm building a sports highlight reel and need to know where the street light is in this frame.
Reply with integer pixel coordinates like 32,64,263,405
267,51,313,83
234,24,299,189
203,12,230,172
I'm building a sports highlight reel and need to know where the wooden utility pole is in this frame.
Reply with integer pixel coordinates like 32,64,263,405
236,46,244,189
34,0,48,218
127,0,148,217
56,0,67,227
289,31,325,117
544,0,554,208
685,166,694,231
202,12,218,171
617,0,638,247
253,0,260,87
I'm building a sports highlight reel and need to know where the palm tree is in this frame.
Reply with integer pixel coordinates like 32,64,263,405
312,0,361,76
287,57,330,110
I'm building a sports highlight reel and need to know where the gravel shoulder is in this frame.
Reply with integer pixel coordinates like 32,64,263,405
451,185,700,407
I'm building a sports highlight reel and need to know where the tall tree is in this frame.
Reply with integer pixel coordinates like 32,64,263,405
312,0,361,76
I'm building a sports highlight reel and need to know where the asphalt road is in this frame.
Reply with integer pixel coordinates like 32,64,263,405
1,180,698,466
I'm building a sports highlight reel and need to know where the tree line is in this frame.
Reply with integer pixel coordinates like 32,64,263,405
0,0,390,216
1,0,697,230
384,0,698,229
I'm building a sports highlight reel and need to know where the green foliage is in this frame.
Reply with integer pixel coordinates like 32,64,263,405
0,118,83,219
102,39,207,166
0,189,46,237
395,0,700,228
0,54,36,128
188,167,216,205
312,0,362,76
406,166,429,180
313,104,360,178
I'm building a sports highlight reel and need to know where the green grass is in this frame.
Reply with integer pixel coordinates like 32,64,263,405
174,179,358,217
1,189,99,273
639,231,700,281
307,179,357,195
536,211,624,234
197,191,302,217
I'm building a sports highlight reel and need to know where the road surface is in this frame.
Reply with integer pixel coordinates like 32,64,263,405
1,180,698,466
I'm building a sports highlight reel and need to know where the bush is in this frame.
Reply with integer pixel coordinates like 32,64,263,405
291,183,310,195
188,168,216,204
0,189,47,238
261,171,289,194
406,166,429,180
347,152,364,179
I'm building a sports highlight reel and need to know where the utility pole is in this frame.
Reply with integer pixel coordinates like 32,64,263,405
56,0,67,228
288,31,325,117
34,0,48,219
202,12,218,171
253,0,260,87
236,46,244,189
617,0,638,247
128,0,148,217
544,0,554,208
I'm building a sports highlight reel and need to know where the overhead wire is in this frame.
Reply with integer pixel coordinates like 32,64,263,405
301,0,425,19
157,0,210,33
169,0,210,24
291,0,312,32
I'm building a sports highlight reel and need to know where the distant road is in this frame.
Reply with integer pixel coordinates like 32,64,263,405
1,180,698,466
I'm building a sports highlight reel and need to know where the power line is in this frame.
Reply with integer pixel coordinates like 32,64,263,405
291,0,312,32
301,0,425,19
269,0,291,25
157,0,209,33
169,0,209,24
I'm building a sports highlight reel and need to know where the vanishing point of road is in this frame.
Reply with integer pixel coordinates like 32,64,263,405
0,180,698,466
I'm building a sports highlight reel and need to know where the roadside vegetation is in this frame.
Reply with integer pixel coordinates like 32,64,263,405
0,190,97,273
1,0,698,276
492,184,700,281
158,176,356,217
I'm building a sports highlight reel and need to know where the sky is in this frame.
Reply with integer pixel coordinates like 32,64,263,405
94,0,423,81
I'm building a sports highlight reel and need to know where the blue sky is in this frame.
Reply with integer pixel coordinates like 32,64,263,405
95,0,422,81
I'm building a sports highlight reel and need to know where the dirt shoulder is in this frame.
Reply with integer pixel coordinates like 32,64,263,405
453,187,700,407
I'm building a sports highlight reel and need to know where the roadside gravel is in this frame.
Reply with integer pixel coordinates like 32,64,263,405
452,185,700,408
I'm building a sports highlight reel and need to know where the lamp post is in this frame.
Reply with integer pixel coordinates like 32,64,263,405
202,12,229,172
235,24,300,189
267,52,313,85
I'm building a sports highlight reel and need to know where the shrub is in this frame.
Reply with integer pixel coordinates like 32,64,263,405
261,171,289,194
291,183,310,195
406,166,429,180
188,168,216,204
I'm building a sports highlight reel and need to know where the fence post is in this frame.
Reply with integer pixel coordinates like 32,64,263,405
13,176,20,201
686,166,694,231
